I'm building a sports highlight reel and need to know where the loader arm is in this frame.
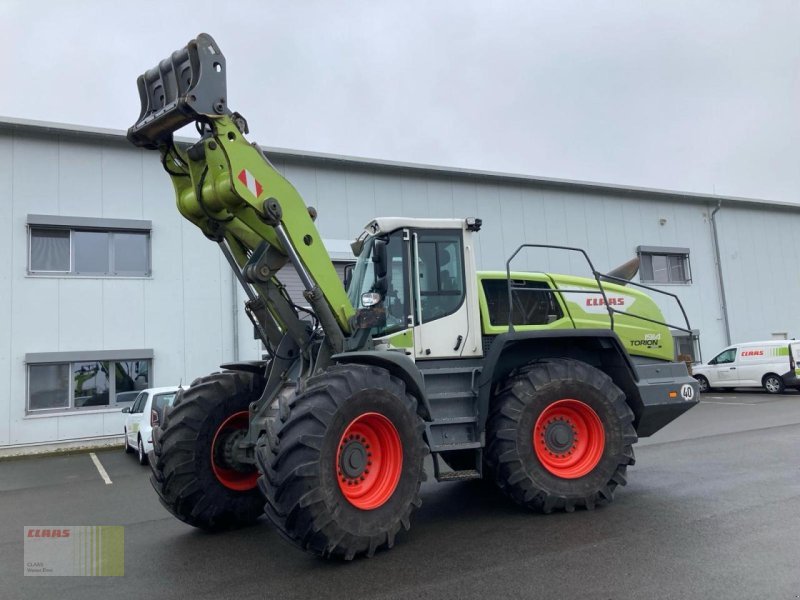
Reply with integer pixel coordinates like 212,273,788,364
127,34,355,357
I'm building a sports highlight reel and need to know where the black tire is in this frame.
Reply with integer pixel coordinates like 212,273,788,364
695,375,710,394
149,371,265,531
123,429,134,454
259,364,427,560
137,436,148,465
486,359,636,513
763,373,785,394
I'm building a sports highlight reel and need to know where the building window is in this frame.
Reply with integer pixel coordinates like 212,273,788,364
27,215,152,277
26,352,152,414
673,330,701,363
637,246,691,284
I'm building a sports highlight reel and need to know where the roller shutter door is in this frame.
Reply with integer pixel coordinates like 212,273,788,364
276,261,350,306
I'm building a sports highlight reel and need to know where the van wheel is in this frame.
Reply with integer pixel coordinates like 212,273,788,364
695,375,710,393
763,374,785,394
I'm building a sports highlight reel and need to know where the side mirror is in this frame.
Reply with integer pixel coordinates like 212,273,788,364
343,263,354,291
373,238,388,279
121,407,131,413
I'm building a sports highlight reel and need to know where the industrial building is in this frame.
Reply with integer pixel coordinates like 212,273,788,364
1,116,798,449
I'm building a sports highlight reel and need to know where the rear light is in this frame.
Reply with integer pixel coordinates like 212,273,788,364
150,410,159,427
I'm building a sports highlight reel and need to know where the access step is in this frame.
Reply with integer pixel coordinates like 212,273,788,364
437,469,481,482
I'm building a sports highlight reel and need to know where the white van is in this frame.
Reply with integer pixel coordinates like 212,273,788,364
693,340,800,394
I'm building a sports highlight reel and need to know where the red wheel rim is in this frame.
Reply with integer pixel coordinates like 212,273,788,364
533,399,605,479
211,411,259,491
336,412,403,510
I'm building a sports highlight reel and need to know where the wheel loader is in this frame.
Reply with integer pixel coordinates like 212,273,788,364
127,33,699,560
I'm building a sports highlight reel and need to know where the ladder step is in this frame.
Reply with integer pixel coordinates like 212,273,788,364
429,416,478,426
429,441,483,452
421,367,481,376
427,391,477,401
437,469,481,482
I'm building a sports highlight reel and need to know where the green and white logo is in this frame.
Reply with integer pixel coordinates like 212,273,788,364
24,526,124,576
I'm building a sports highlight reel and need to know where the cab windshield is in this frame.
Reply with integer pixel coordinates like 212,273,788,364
347,233,408,337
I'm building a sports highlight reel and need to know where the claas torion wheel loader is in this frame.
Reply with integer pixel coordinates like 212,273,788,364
127,33,699,560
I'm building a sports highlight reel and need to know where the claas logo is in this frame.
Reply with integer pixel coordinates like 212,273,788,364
585,297,625,307
27,529,71,538
741,350,764,357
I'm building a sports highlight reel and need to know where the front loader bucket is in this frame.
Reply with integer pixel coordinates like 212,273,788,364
127,33,228,149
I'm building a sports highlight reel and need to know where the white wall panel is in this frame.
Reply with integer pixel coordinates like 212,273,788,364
58,139,102,217
100,144,144,219
102,280,145,350
57,413,104,440
58,279,103,351
13,134,59,215
0,134,12,445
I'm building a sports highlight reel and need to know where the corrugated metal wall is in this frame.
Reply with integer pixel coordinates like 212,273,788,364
2,123,800,447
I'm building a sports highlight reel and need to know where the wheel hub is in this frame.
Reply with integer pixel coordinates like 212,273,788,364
210,411,259,491
217,429,250,473
336,412,402,510
543,419,576,455
339,436,369,479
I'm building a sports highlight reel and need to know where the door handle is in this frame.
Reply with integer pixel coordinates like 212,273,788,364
729,367,736,370
453,335,463,352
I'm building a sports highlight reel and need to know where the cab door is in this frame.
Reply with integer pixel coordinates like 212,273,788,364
411,229,478,359
708,348,738,386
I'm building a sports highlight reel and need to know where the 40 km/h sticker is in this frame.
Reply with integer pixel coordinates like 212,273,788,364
680,384,695,401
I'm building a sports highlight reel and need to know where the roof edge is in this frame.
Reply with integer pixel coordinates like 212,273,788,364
0,115,796,212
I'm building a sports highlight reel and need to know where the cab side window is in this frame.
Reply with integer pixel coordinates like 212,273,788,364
416,230,465,323
482,279,563,326
711,349,736,364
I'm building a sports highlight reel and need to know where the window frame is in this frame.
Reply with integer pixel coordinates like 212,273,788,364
27,215,152,278
637,246,692,285
25,350,154,415
710,348,736,365
412,228,467,324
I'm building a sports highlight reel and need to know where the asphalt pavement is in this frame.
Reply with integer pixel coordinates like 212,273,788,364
2,390,800,600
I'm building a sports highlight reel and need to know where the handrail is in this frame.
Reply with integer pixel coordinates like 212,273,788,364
504,244,693,336
506,244,614,332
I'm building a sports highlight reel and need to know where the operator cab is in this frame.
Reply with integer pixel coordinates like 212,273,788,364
348,217,483,359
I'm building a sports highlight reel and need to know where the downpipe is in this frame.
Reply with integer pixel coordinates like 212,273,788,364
710,200,731,345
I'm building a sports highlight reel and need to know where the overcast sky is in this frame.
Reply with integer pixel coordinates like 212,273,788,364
2,0,798,202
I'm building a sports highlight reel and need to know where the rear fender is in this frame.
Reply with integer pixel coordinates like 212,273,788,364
478,330,641,430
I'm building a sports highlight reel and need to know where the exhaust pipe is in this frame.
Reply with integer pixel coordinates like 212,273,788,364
602,257,640,285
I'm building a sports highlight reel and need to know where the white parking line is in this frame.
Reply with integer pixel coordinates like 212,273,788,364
89,452,113,485
700,400,759,406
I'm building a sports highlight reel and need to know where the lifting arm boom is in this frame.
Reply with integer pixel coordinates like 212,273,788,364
127,33,355,358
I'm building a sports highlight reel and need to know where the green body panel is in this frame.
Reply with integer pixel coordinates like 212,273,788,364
382,329,414,349
477,271,675,362
165,116,355,332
